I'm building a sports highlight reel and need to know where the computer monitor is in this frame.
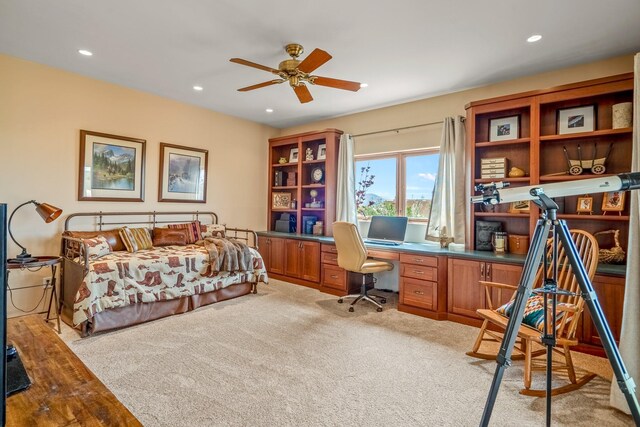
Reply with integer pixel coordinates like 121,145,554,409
366,216,408,244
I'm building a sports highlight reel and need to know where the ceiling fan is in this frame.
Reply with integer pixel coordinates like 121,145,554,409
230,43,361,104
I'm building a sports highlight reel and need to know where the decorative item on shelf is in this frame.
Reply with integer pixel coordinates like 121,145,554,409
311,166,324,184
302,215,317,234
274,170,285,186
308,189,323,208
576,195,594,215
439,226,453,249
317,143,326,160
594,229,626,264
275,213,296,233
272,192,291,209
286,171,297,186
289,147,299,163
601,191,626,215
305,147,314,161
612,102,632,129
8,200,63,263
562,143,612,175
508,166,526,178
480,157,507,179
508,200,530,214
508,234,529,255
489,115,520,142
475,220,502,251
278,157,287,164
313,221,323,236
291,199,297,209
491,231,508,254
557,105,595,134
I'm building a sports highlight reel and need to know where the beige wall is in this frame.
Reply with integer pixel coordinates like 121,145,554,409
0,54,277,316
280,54,635,154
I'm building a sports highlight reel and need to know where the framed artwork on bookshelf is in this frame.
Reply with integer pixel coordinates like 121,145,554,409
557,105,595,134
489,115,519,142
317,143,326,160
272,192,292,209
576,196,594,214
602,191,625,213
289,148,299,163
508,200,530,214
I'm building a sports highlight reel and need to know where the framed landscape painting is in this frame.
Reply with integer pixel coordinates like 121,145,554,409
78,130,146,201
159,143,208,203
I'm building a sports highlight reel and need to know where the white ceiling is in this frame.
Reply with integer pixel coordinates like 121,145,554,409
1,1,639,129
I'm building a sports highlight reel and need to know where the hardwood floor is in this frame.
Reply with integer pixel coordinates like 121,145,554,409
6,315,141,426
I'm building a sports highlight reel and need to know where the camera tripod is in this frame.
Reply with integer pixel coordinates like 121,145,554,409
480,189,640,426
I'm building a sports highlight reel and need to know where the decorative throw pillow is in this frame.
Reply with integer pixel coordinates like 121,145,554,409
152,227,188,247
83,236,111,259
167,221,202,244
119,227,153,252
201,224,226,239
496,293,574,332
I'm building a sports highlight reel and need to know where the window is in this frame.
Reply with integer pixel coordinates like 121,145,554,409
355,149,440,221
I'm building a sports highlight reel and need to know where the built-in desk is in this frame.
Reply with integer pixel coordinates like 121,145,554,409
257,231,625,354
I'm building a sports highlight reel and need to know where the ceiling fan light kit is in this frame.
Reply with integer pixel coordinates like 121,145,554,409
230,43,361,103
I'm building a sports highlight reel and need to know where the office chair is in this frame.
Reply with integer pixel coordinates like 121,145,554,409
332,222,394,312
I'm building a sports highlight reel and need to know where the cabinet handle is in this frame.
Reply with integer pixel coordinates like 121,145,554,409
486,263,492,280
414,258,423,263
414,290,424,295
330,275,339,279
480,263,485,278
413,270,424,275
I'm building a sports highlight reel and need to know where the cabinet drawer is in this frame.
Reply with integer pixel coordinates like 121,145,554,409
321,252,339,266
321,244,338,254
322,265,347,291
399,253,437,267
400,264,437,281
366,249,399,260
401,277,436,310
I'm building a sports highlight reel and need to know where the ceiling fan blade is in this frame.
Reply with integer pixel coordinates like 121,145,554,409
293,84,313,104
311,76,361,92
230,58,280,74
297,48,332,73
237,80,284,92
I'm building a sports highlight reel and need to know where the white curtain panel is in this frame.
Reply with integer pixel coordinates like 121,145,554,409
336,133,357,223
610,53,640,414
426,116,466,243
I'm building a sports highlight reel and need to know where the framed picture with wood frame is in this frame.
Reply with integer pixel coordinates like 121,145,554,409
576,196,594,214
78,130,146,202
489,115,520,142
158,143,208,203
508,200,530,214
601,191,625,214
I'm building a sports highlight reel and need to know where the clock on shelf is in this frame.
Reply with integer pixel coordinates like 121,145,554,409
311,166,324,184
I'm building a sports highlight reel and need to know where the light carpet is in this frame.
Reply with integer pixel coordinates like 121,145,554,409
61,280,633,426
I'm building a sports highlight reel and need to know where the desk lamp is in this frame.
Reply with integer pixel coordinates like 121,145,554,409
7,200,62,264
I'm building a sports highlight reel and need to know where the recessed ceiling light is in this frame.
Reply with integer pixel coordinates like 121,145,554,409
78,49,93,56
265,108,274,113
193,85,203,91
360,83,368,88
527,34,542,43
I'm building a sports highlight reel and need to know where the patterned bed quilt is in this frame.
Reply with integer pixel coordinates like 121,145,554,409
73,241,268,326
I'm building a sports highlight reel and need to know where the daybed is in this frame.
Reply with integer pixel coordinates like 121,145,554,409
60,211,267,336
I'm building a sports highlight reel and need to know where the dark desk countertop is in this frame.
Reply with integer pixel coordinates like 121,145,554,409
256,231,625,277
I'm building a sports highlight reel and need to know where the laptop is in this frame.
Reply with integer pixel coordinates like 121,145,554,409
365,216,408,246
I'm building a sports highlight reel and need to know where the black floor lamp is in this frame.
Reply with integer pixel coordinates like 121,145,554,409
7,200,62,264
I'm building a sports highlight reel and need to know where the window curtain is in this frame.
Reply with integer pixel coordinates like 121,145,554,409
336,133,357,223
610,53,640,414
426,116,466,243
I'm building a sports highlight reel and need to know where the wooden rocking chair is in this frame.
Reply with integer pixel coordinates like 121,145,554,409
466,229,599,396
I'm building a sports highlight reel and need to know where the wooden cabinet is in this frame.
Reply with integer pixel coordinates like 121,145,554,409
398,253,447,319
447,258,522,325
581,274,625,347
320,244,348,293
257,236,285,275
268,129,342,236
284,239,321,283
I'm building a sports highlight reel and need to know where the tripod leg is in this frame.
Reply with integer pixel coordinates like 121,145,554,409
556,220,640,424
480,219,552,427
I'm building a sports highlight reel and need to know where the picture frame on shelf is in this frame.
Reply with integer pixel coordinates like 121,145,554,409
159,143,208,203
602,191,625,213
78,130,146,202
272,192,292,209
317,143,326,160
289,147,299,163
557,105,595,134
508,200,530,214
489,115,519,142
576,195,594,214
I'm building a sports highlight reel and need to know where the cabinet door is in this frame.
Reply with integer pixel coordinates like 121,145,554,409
257,236,270,271
487,262,523,310
284,239,302,278
582,274,625,346
269,237,285,275
300,241,321,283
447,258,484,318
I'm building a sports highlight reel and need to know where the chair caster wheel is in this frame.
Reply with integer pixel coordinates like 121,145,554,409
380,299,387,304
377,307,383,312
338,299,343,303
348,307,354,312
